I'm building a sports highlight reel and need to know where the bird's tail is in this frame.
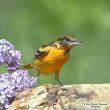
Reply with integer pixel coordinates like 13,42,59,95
21,63,34,69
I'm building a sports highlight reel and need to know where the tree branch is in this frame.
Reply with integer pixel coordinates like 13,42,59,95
8,84,110,110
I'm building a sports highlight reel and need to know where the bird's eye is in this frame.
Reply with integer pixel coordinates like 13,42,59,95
66,38,70,41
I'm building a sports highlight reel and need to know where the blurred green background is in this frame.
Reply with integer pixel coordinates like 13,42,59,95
0,0,110,85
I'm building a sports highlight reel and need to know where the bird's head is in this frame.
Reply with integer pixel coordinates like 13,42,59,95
57,35,83,48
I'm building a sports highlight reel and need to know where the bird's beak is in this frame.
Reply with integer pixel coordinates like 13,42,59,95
69,40,83,46
73,40,83,45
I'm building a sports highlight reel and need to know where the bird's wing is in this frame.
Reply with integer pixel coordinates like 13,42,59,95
34,45,51,59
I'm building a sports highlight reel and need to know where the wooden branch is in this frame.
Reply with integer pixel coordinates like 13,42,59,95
8,84,110,110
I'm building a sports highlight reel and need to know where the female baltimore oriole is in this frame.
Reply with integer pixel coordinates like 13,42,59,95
21,35,82,85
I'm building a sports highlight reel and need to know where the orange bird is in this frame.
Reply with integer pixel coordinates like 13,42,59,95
21,35,82,85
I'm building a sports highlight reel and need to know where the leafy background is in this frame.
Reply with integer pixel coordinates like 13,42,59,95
0,0,110,85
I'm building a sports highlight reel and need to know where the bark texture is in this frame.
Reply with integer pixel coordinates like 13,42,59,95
8,84,110,110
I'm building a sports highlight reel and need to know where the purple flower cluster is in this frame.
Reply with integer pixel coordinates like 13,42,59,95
0,39,21,72
0,39,37,110
0,70,37,109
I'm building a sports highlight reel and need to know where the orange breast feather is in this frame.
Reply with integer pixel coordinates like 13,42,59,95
33,47,69,75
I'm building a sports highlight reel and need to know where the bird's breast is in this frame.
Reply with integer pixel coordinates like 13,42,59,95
33,47,69,74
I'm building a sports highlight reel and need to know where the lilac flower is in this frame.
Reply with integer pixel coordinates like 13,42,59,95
0,39,13,64
0,39,21,72
0,70,37,109
0,39,37,109
6,50,21,72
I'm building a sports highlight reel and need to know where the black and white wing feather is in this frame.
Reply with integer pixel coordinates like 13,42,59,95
34,45,51,59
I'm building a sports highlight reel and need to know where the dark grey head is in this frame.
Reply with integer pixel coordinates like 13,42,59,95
58,35,83,48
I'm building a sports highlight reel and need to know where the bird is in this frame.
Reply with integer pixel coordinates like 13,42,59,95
21,35,83,85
